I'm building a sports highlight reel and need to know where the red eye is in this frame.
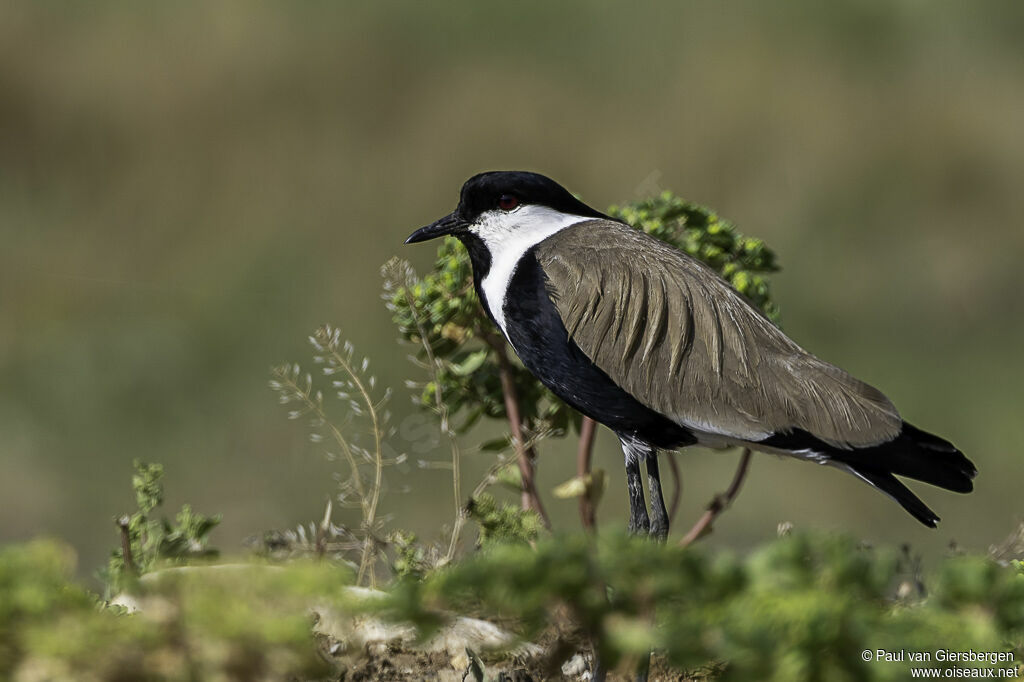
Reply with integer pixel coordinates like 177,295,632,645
498,194,520,211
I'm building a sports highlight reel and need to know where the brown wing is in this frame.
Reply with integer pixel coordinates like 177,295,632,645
535,220,901,448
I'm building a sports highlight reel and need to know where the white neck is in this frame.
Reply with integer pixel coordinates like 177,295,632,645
473,205,591,341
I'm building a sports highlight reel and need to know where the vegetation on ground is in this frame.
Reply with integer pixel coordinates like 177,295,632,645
2,191,1018,680
4,527,1023,680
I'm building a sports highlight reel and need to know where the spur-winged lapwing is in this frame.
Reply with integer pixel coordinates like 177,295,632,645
406,171,976,538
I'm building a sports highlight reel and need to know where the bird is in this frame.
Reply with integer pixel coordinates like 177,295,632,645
405,170,976,539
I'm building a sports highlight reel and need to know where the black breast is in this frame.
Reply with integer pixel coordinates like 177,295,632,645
499,248,695,450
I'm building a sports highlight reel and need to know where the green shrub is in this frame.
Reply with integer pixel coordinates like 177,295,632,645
376,531,1024,680
1,539,351,681
5,530,1022,680
100,460,220,597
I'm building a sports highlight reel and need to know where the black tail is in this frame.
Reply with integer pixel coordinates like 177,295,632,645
847,468,943,527
761,422,977,528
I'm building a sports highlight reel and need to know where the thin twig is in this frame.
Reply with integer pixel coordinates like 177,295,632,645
398,286,466,561
315,498,332,560
483,331,551,528
576,417,598,531
275,369,368,513
678,448,752,548
325,341,384,586
470,456,512,500
273,365,376,583
666,451,682,524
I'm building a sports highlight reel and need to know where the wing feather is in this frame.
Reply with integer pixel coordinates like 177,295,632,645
534,220,902,448
640,273,667,365
621,270,647,364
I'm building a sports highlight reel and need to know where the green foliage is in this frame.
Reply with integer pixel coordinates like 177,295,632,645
0,540,94,678
607,192,780,322
7,524,1023,681
465,494,545,548
384,248,577,439
100,460,220,596
1,539,350,681
132,460,164,516
378,531,1024,680
390,530,433,581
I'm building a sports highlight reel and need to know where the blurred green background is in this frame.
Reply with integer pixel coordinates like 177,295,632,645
2,1,1022,579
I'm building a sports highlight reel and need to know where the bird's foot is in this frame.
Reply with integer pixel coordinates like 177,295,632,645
628,512,650,536
648,518,668,542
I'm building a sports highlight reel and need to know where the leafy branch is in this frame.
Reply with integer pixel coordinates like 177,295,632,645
386,233,574,525
377,531,1024,680
100,460,220,597
382,259,469,560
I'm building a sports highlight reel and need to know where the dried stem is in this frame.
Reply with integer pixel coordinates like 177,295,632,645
483,332,551,528
679,448,752,548
666,451,682,523
576,417,598,531
323,342,384,586
275,369,368,510
315,498,332,560
383,260,469,559
116,515,136,576
470,456,513,500
272,367,374,582
398,285,467,561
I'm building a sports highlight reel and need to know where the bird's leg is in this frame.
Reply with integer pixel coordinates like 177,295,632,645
637,447,665,682
645,451,669,541
625,456,650,535
619,435,650,535
617,436,658,681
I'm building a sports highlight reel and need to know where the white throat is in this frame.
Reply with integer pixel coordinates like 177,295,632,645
473,205,591,341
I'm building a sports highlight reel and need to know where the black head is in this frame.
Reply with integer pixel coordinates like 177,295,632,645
405,171,610,244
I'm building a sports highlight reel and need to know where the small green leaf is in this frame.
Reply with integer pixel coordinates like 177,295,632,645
553,476,588,499
553,469,606,505
495,461,523,491
449,349,488,376
479,437,510,453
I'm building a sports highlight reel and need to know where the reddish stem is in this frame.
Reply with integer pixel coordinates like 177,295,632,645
679,448,752,547
116,515,137,576
576,416,598,531
666,451,682,523
485,333,551,528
